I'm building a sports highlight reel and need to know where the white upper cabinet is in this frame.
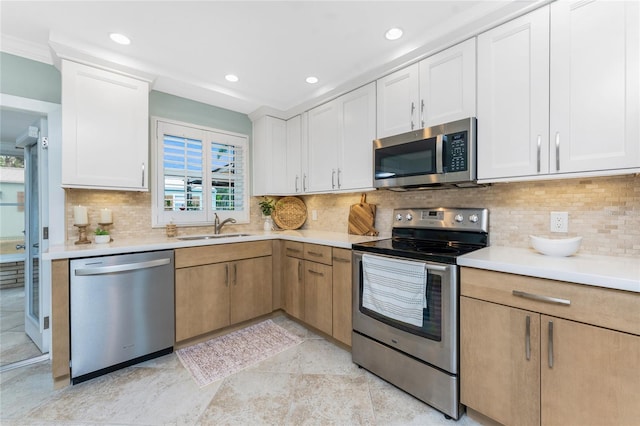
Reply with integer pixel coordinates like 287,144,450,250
376,63,420,138
285,115,303,194
419,38,476,128
477,6,550,179
252,115,287,196
306,82,376,193
550,0,639,174
377,39,476,138
61,60,150,191
306,100,341,192
478,1,639,181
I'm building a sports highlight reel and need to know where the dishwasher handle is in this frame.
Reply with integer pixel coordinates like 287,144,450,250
74,258,171,276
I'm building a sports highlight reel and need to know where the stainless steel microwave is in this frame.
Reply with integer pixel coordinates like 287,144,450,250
373,117,477,190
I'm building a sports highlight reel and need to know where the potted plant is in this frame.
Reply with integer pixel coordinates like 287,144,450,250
94,228,111,244
258,197,276,231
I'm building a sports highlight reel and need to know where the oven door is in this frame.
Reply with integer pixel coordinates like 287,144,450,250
352,250,459,374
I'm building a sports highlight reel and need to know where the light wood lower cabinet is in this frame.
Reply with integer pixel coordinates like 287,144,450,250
304,261,333,335
460,267,640,426
284,254,305,320
331,248,352,346
175,241,273,343
283,242,353,346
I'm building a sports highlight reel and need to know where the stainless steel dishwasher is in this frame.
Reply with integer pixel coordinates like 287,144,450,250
70,250,175,384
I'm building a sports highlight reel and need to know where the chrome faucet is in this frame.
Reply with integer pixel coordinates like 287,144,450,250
214,213,237,234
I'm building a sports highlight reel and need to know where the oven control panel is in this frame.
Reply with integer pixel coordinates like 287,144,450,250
393,207,489,232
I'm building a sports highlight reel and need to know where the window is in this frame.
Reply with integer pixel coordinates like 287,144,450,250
152,118,249,226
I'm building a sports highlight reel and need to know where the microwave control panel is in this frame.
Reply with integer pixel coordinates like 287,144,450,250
444,131,467,172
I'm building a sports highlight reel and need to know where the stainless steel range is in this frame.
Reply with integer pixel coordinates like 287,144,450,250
352,207,489,420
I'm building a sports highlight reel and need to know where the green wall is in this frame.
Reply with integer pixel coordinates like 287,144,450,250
149,91,251,136
0,52,61,103
0,52,251,136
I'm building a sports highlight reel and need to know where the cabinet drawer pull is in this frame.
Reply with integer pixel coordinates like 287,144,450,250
332,257,350,263
308,269,324,277
548,321,554,368
525,315,531,361
307,251,324,257
512,290,570,306
286,248,302,254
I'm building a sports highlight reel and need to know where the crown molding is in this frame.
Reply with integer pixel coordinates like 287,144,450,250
0,34,53,65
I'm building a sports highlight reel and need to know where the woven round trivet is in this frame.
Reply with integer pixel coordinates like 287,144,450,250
272,197,307,230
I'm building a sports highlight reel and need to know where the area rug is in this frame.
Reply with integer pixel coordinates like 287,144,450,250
176,319,303,387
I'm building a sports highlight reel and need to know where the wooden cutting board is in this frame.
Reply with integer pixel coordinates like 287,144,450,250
348,194,379,236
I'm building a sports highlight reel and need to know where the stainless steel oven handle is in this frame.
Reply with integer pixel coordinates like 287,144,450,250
425,264,447,272
512,290,570,306
435,134,444,174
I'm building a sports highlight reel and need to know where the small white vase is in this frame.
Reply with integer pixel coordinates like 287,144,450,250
94,234,110,244
263,216,273,232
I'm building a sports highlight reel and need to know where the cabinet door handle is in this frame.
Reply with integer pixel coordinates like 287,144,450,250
548,320,554,368
141,163,145,187
536,135,541,173
307,251,323,257
512,290,571,306
225,264,229,287
337,168,341,189
295,175,299,192
298,260,302,283
525,315,531,361
410,102,416,130
332,257,350,263
303,174,307,191
555,132,560,171
420,99,425,128
331,169,336,189
232,263,237,286
308,269,324,277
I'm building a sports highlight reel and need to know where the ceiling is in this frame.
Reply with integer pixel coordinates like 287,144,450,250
0,1,538,116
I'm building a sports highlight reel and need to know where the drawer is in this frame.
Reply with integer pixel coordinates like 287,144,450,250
175,240,272,268
461,267,639,336
284,241,304,259
304,243,333,265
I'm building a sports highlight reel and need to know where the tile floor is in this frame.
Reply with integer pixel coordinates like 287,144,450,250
0,316,485,425
0,287,43,367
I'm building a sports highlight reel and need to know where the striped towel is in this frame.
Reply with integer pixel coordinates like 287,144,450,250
362,254,427,327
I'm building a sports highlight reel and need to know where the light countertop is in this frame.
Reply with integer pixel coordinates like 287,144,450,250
42,230,388,260
458,246,640,293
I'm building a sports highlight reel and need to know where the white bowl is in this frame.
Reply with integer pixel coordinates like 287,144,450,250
529,235,582,257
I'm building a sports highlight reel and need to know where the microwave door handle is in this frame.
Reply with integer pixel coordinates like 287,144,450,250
436,134,444,173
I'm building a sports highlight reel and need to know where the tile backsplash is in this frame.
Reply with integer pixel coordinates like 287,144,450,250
65,174,639,257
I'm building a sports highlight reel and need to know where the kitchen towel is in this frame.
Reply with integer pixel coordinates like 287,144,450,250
361,254,427,327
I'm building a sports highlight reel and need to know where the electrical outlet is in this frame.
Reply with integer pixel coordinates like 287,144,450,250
550,211,568,233
312,210,318,221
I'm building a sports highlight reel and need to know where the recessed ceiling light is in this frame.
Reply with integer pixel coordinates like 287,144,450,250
225,74,239,82
385,27,403,41
109,33,131,45
306,76,319,84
